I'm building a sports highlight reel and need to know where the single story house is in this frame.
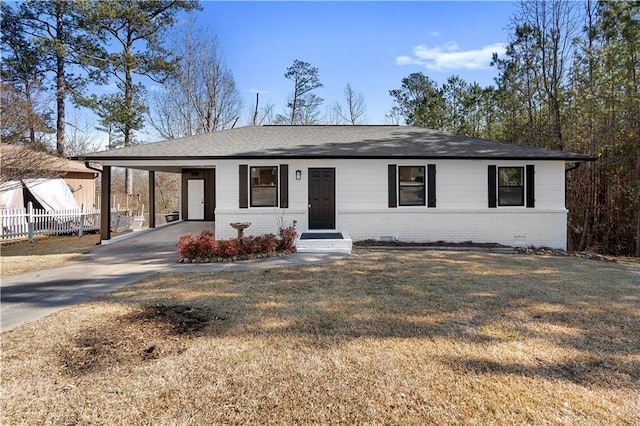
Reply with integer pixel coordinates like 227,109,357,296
79,125,595,250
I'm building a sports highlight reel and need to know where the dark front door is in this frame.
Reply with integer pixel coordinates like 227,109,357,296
308,168,335,229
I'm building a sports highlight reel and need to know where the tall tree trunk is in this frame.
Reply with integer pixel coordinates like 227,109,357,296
253,92,259,125
636,150,640,257
550,96,563,150
124,34,133,196
24,83,36,144
55,6,65,155
577,163,593,251
56,62,65,154
578,4,596,251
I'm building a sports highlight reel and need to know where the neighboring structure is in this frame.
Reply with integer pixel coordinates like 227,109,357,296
79,125,595,249
58,160,100,209
0,143,99,209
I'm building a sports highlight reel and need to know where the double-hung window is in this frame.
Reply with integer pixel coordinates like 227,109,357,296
250,166,278,207
398,166,425,206
498,167,524,206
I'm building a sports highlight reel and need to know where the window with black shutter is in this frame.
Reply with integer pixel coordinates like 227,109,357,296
427,164,436,208
239,165,248,208
388,164,436,208
498,167,525,206
250,166,278,207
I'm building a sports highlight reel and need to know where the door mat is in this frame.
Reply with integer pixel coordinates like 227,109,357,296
300,232,344,240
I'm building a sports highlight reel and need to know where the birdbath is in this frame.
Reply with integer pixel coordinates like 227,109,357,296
230,222,251,238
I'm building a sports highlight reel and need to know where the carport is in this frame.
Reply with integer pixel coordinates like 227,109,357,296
78,154,216,242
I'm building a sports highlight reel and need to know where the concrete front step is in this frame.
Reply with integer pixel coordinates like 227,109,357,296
295,230,353,254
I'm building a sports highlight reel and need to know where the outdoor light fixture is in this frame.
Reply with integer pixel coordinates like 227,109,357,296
296,170,302,180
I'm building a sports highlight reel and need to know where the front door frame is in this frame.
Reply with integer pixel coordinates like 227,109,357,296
181,168,215,221
308,167,336,229
187,178,205,220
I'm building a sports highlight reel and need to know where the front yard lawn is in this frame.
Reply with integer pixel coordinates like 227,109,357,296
1,250,639,424
1,234,101,276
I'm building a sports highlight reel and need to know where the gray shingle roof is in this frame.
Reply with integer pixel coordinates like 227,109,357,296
80,125,595,161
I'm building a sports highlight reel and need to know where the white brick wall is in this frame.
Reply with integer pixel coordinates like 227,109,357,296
338,209,567,249
212,158,569,249
215,208,305,240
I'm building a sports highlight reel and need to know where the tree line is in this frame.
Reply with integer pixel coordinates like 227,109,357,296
1,1,365,157
2,1,638,256
388,1,639,256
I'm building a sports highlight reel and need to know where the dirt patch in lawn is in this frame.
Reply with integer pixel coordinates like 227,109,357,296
59,304,221,376
2,250,639,425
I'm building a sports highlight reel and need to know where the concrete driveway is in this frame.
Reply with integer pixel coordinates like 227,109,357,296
1,221,346,332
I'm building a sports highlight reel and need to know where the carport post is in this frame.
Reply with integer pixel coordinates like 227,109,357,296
149,170,156,228
100,166,111,241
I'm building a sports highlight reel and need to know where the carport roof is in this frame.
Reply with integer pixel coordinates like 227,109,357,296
78,125,596,162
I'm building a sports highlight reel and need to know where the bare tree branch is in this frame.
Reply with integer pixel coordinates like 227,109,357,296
0,143,64,186
148,15,242,139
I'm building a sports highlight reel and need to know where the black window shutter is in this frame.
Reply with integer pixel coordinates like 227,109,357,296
279,164,289,208
239,164,248,209
388,164,397,208
526,164,535,208
427,164,436,208
488,165,497,208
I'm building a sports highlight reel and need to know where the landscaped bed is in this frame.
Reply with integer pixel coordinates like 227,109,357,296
177,227,297,263
1,250,638,424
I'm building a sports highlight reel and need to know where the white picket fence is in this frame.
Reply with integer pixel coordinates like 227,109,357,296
1,202,100,242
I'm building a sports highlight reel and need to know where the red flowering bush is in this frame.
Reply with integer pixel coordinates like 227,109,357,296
240,236,259,255
278,226,298,252
217,238,241,258
178,231,217,259
258,233,278,253
177,234,199,259
178,227,298,262
197,231,217,258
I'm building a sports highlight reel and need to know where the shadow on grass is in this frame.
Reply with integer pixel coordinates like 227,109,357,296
90,250,640,389
444,355,639,389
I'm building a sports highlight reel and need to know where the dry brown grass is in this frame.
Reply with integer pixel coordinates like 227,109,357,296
0,234,102,276
1,250,639,425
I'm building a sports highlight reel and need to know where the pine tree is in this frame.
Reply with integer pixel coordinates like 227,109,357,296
85,0,200,194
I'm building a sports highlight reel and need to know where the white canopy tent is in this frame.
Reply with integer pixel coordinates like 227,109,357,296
0,181,25,210
0,178,80,211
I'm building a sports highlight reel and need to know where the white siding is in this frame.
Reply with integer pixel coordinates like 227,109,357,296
213,158,569,249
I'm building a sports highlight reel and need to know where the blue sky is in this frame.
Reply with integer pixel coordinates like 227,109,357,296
7,1,518,145
196,1,516,125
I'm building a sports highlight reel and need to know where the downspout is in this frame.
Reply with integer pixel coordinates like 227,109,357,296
565,162,581,173
565,162,581,209
565,162,583,251
84,161,103,212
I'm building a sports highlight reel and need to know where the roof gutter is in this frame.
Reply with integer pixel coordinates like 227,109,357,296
565,162,582,173
84,161,103,174
80,154,599,162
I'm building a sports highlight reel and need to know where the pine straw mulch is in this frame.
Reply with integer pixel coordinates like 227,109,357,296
1,250,639,425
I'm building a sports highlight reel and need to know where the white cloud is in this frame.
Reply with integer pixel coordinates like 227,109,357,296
148,84,167,93
396,42,506,71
